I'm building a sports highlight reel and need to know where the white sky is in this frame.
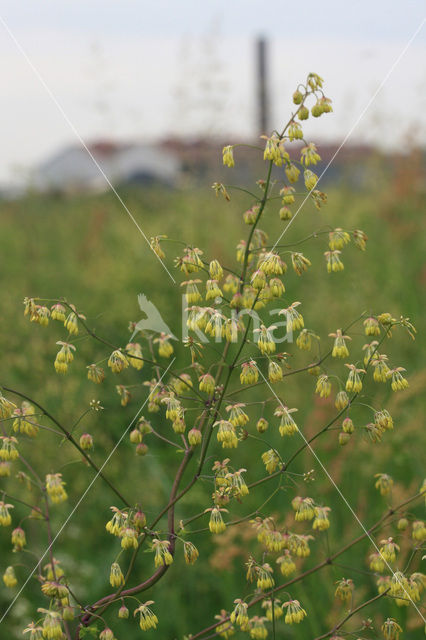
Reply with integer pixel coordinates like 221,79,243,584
0,0,425,186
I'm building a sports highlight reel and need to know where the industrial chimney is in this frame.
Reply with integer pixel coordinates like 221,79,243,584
256,37,270,135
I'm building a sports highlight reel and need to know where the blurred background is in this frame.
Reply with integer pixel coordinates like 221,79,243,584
0,1,425,638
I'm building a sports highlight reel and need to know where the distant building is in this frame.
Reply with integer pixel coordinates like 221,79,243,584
32,141,180,193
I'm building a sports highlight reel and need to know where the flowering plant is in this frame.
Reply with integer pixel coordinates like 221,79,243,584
1,73,424,640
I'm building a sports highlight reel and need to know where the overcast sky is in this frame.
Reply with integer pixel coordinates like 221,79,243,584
0,0,425,185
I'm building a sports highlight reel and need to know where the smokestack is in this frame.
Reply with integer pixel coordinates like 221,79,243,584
256,37,270,135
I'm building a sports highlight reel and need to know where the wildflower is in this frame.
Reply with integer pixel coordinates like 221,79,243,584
64,310,79,335
375,473,393,496
283,599,307,624
288,121,303,141
294,497,315,521
366,422,385,443
342,417,354,434
150,235,166,259
50,303,66,322
227,404,250,427
249,616,268,638
328,228,350,250
109,562,124,587
301,143,321,166
31,305,51,326
277,550,296,576
275,405,298,437
330,329,351,358
230,599,249,628
240,361,258,385
256,418,269,433
280,302,304,333
382,618,403,640
87,364,105,384
324,250,344,273
0,436,19,461
11,526,26,551
369,552,385,572
46,474,67,504
335,578,354,603
206,279,223,301
23,622,43,639
118,605,129,619
3,566,17,588
313,506,331,531
124,342,144,370
296,329,312,351
285,163,300,183
134,601,158,631
256,563,275,590
152,538,173,567
41,581,68,598
379,537,399,563
261,449,280,474
291,252,311,275
279,205,292,220
12,402,38,437
353,229,368,250
259,251,284,276
188,427,202,446
315,374,331,398
208,507,227,534
0,462,11,477
269,277,285,298
215,610,235,638
268,360,283,383
412,520,426,542
38,609,63,640
335,390,349,410
389,367,409,391
345,364,365,393
222,145,235,167
216,420,238,449
304,169,318,190
183,540,199,565
0,501,13,527
307,72,324,90
364,316,380,336
251,269,267,291
107,350,129,373
374,409,393,431
254,324,276,354
120,526,139,550
106,507,126,537
223,274,239,293
209,259,224,281
280,185,295,204
229,468,249,499
154,333,174,358
0,394,17,419
372,354,390,382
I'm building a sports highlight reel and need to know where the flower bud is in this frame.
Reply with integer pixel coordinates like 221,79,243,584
298,106,309,120
292,90,303,104
397,517,408,531
188,427,202,446
79,433,93,451
130,429,142,444
256,418,269,433
118,605,129,619
338,431,351,446
136,443,148,456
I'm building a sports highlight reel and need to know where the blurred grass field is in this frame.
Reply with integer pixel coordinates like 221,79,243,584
0,150,425,638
